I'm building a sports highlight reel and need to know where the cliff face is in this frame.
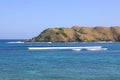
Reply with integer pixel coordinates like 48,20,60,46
30,26,120,42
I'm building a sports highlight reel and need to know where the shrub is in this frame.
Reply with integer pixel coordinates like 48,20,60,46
56,32,60,35
45,36,51,41
56,28,68,38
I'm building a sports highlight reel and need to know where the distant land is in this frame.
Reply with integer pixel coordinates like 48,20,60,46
28,26,120,42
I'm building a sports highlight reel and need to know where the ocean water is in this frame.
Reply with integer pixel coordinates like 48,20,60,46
0,40,120,80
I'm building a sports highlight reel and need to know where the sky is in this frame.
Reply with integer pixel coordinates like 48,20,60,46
0,0,120,39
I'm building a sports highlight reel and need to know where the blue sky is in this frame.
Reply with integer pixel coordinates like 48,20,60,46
0,0,120,39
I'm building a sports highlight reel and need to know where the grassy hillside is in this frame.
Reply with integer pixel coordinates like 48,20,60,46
29,26,120,42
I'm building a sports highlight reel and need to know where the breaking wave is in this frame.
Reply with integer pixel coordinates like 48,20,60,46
28,46,107,51
7,41,24,44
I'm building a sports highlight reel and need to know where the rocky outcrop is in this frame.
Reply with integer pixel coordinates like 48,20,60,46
29,26,120,42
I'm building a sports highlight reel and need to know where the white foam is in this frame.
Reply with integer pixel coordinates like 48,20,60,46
26,42,52,44
72,48,81,51
47,42,52,44
94,41,114,43
28,46,107,51
87,47,107,51
7,41,24,44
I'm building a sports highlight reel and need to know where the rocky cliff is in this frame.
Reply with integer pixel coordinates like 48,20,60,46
29,26,120,42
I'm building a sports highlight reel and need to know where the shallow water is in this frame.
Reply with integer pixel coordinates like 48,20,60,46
0,40,120,80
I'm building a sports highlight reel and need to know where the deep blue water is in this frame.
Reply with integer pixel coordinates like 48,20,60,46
0,40,120,80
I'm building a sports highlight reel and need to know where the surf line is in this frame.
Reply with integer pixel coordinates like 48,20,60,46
28,46,107,51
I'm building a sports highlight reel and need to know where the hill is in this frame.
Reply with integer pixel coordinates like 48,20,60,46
29,26,120,42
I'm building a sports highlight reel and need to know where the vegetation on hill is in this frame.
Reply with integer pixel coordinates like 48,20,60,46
29,26,120,42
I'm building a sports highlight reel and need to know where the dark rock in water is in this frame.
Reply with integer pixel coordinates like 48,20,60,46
29,26,120,42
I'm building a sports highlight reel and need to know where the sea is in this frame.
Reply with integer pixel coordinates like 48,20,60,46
0,39,120,80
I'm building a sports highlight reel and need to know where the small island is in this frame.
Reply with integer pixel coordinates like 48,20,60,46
29,26,120,42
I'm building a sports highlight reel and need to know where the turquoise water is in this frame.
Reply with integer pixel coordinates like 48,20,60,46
0,40,120,80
